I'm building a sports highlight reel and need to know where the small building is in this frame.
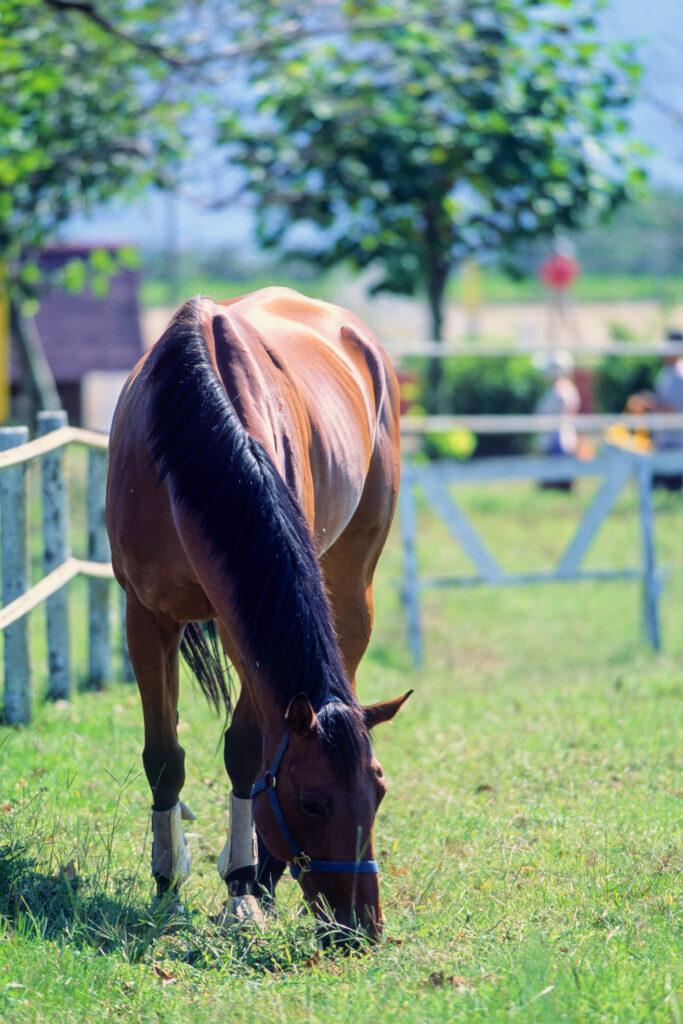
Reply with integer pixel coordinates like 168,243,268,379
12,244,145,428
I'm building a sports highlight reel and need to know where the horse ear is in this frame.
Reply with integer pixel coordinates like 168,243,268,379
363,690,413,730
285,693,318,735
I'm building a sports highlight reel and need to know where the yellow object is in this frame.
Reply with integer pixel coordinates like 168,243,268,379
605,423,653,454
461,259,482,313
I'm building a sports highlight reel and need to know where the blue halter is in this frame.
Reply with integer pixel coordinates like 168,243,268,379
251,698,379,881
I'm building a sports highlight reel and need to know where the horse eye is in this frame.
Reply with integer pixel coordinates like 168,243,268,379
300,795,327,819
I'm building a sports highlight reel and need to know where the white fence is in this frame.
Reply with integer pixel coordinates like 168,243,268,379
400,412,683,436
399,444,683,665
0,412,129,725
386,341,683,360
1,410,681,712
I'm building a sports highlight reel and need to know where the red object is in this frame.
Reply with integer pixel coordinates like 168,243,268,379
539,253,579,291
573,367,594,413
396,370,418,416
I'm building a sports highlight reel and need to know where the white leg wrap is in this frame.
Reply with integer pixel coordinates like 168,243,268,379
217,794,258,881
179,800,196,821
151,802,191,884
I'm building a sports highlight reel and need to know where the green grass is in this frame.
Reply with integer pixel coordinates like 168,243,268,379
1,476,682,1023
140,273,335,308
450,272,683,305
140,270,683,308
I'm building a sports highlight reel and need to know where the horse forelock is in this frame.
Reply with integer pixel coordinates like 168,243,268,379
317,700,372,778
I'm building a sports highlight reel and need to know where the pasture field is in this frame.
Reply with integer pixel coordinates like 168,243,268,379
140,271,683,309
1,477,681,1023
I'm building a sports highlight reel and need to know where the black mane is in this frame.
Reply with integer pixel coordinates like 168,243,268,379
147,298,370,773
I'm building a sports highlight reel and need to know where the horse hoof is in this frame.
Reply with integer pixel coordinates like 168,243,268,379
151,893,188,929
212,895,266,931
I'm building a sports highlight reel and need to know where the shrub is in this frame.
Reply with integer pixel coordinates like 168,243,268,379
593,357,660,413
420,356,545,457
423,427,477,461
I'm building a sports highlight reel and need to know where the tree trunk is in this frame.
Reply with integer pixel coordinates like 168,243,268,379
9,300,61,426
425,263,449,415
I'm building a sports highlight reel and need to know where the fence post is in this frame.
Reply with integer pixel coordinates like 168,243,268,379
37,410,71,700
398,464,424,667
0,426,31,723
87,447,110,689
636,456,661,651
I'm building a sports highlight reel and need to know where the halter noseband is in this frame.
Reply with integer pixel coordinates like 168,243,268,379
251,697,379,880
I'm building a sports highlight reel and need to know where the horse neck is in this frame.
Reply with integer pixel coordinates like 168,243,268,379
149,301,349,718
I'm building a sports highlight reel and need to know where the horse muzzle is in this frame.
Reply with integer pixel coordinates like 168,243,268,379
305,872,383,946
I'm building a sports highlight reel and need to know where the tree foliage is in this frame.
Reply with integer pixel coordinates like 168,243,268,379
0,0,192,296
223,0,645,360
0,0,445,414
0,0,437,298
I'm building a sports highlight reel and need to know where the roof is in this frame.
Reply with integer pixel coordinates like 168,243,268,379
16,245,145,383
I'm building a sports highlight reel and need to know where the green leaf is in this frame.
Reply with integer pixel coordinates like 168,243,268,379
61,259,87,294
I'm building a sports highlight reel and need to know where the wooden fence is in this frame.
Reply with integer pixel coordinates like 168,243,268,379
386,340,683,360
400,412,683,437
2,409,682,714
0,411,130,725
399,443,683,666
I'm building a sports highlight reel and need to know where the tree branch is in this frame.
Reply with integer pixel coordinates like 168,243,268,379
44,0,187,68
169,181,252,211
644,90,683,128
195,13,448,68
43,0,453,71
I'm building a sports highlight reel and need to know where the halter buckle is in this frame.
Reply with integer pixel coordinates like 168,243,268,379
292,852,311,874
264,771,276,789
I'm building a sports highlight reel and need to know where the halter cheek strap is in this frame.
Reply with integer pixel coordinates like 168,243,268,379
251,704,379,881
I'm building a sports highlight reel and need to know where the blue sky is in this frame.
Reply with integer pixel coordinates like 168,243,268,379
603,0,683,183
65,1,683,250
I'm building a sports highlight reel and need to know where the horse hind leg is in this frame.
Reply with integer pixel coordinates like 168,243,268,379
125,588,189,899
320,439,398,690
320,524,388,690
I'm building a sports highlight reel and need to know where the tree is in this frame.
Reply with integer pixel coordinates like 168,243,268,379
2,0,437,290
222,0,645,410
0,0,202,291
1,0,192,413
1,0,437,415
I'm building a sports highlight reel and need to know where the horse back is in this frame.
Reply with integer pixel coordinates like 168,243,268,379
107,288,399,616
208,287,399,545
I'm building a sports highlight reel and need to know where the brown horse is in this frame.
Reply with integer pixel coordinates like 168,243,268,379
106,287,408,940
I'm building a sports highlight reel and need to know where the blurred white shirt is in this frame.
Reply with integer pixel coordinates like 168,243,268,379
535,377,581,456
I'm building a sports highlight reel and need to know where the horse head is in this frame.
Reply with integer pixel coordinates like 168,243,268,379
253,689,412,943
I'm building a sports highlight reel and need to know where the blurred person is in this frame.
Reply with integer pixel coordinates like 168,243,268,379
534,351,582,491
535,351,581,452
539,237,582,348
627,329,683,491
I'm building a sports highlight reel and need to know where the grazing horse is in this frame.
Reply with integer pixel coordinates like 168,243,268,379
106,287,409,939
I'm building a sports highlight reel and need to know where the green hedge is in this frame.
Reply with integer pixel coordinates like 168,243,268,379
418,356,545,458
593,357,660,413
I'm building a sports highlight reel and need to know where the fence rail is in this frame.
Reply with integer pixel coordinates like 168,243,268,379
399,444,683,665
386,341,683,359
2,412,681,716
0,557,114,632
400,412,683,435
0,413,127,725
0,423,108,469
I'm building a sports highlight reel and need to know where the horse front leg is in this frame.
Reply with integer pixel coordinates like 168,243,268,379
216,686,270,925
125,589,189,902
